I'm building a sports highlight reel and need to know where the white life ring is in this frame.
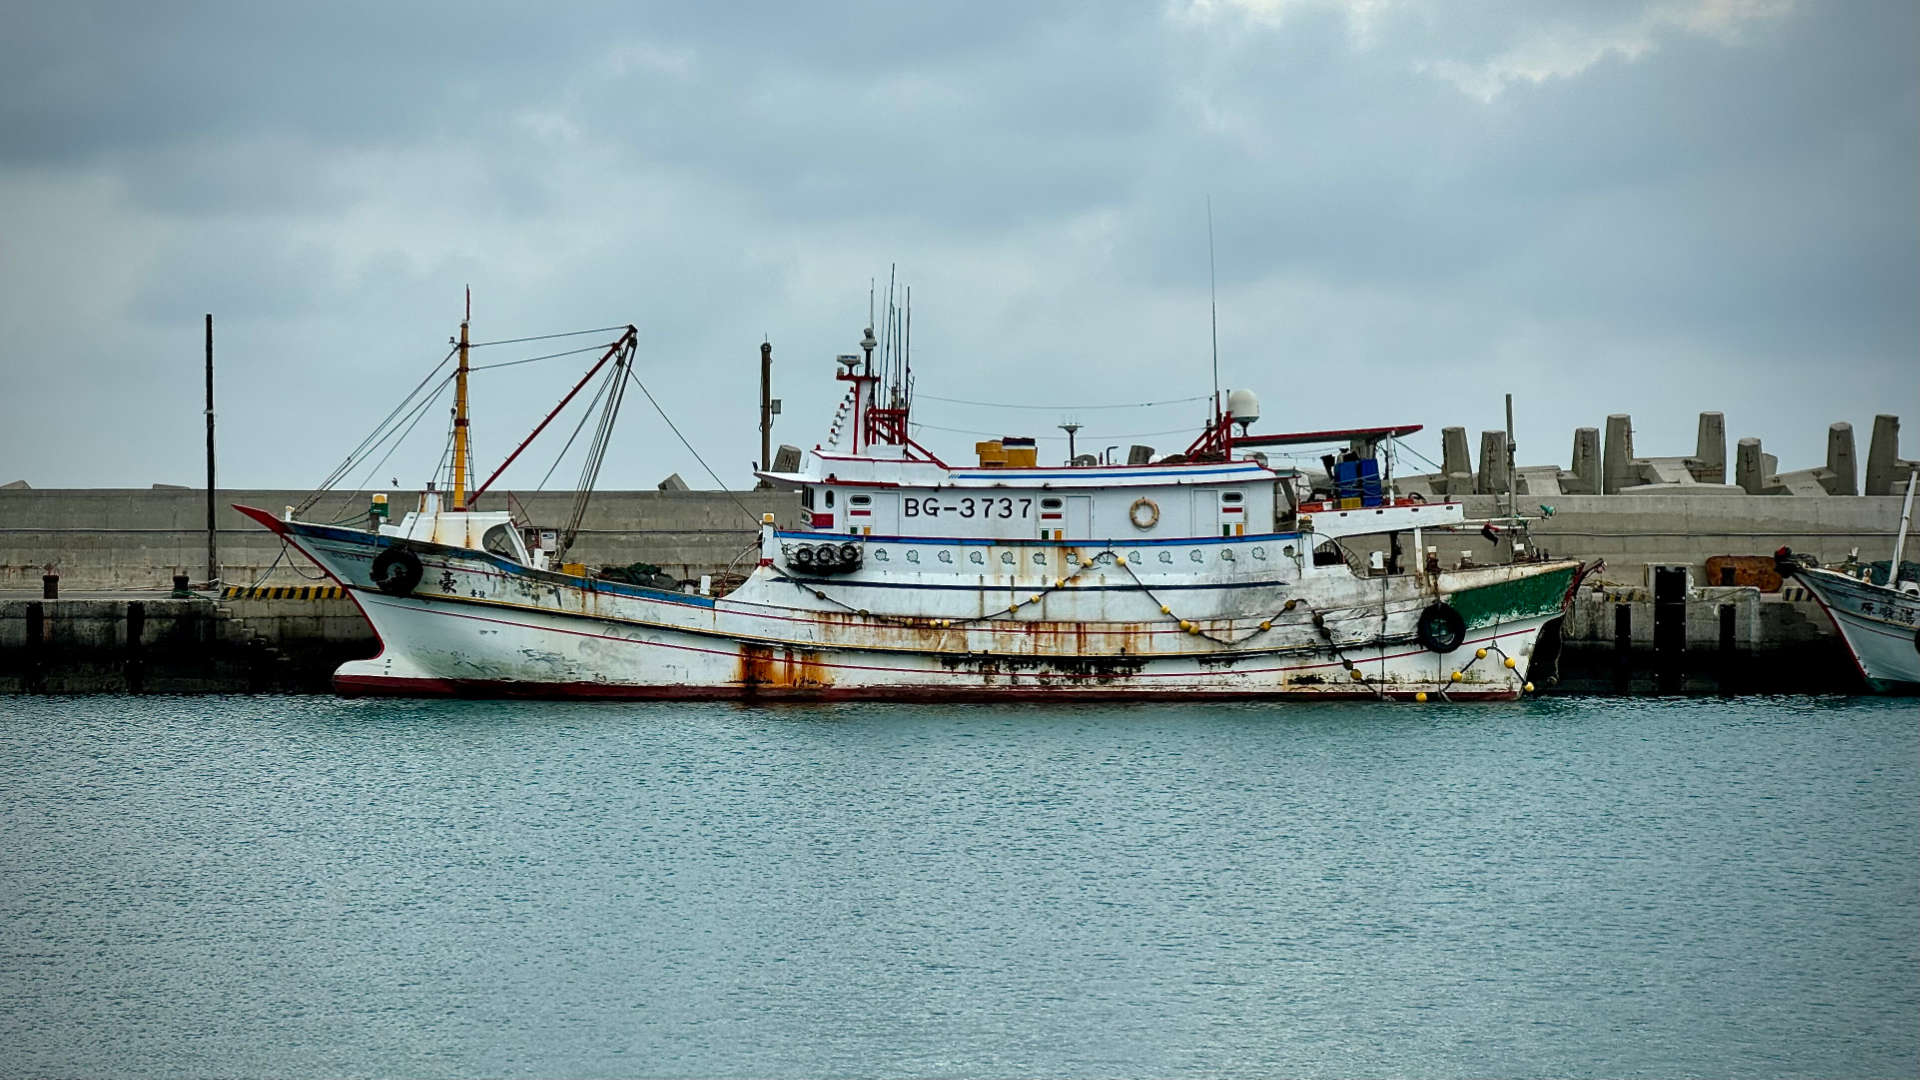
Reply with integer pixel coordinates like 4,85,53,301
1128,497,1160,530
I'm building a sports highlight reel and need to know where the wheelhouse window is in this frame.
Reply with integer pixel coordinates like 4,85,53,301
850,495,871,508
1041,497,1063,510
801,488,815,510
482,523,520,561
825,489,835,508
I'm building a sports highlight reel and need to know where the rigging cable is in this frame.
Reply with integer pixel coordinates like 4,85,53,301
468,343,609,371
916,392,1210,411
534,363,620,492
558,348,633,559
318,374,456,524
1393,437,1447,474
300,345,458,513
467,326,628,349
910,420,1200,441
625,366,761,526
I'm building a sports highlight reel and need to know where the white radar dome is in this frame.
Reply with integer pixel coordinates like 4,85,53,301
1226,388,1261,428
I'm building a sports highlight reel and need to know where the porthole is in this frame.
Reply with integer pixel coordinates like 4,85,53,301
1220,548,1235,561
1252,546,1267,560
1000,551,1016,565
825,489,835,508
1189,549,1204,563
874,548,890,562
1041,497,1063,510
906,550,921,564
969,550,985,565
850,494,871,507
1031,551,1046,565
938,550,953,564
1095,552,1115,565
1282,545,1296,558
1129,551,1143,565
1158,550,1173,564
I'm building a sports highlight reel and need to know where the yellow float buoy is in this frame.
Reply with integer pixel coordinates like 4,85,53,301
1503,657,1517,669
1523,682,1535,693
1449,671,1463,682
1259,620,1271,631
1349,669,1364,681
1115,554,1127,566
1415,691,1429,703
1475,648,1488,659
1160,604,1172,615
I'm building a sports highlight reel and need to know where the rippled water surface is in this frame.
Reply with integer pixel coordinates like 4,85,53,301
2,695,1914,1078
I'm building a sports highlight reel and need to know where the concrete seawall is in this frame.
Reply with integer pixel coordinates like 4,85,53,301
4,488,1906,592
3,485,1909,695
1458,494,1908,578
1,488,800,591
0,597,369,693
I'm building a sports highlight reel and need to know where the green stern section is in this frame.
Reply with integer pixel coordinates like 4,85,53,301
1447,564,1577,627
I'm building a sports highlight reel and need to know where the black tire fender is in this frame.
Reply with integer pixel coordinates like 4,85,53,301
1416,602,1466,654
791,545,815,569
838,542,860,566
370,545,423,597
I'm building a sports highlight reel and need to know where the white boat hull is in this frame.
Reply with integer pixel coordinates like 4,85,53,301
240,507,1578,702
1791,566,1920,694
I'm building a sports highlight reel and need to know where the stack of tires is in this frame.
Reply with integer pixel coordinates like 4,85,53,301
787,542,863,575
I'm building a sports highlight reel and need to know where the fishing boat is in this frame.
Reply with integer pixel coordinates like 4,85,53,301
239,309,1585,700
1776,468,1920,694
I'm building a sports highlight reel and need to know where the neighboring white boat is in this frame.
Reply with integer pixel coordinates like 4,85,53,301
242,314,1584,701
1777,468,1920,694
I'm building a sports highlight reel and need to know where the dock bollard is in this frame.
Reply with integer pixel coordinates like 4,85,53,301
171,574,192,599
42,573,57,600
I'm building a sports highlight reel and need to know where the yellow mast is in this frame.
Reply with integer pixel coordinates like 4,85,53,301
452,287,471,510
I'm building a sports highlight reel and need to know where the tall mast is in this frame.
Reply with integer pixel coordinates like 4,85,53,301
452,287,471,510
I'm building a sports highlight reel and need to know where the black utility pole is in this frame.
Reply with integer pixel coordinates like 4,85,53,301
759,341,773,472
205,314,217,584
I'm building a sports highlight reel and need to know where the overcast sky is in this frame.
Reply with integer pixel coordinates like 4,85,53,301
2,0,1914,493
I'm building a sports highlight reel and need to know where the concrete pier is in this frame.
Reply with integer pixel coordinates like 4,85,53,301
0,596,370,693
2,406,1912,696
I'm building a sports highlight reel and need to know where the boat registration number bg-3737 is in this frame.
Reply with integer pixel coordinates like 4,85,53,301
903,496,1032,520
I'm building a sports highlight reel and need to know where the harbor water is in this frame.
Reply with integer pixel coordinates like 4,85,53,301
2,696,1914,1078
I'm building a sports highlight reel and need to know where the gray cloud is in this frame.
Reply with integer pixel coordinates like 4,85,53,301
0,0,1913,494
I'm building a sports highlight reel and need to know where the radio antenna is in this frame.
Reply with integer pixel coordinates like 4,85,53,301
1207,196,1221,422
